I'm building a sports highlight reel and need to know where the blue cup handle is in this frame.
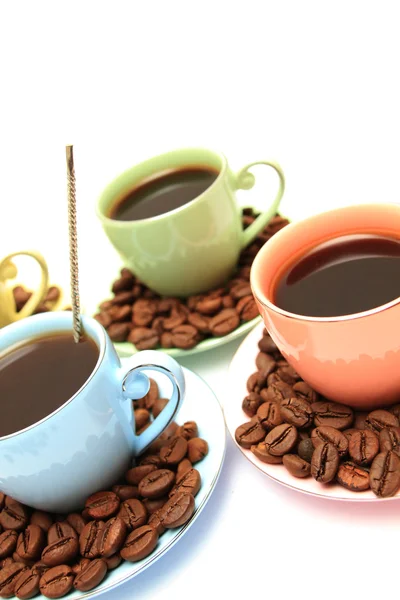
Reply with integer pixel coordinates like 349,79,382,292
119,350,185,455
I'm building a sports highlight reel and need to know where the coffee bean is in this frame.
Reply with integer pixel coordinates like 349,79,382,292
275,365,300,385
98,517,127,558
0,558,15,570
196,297,222,315
138,470,175,499
79,521,104,559
282,455,311,478
47,523,78,545
255,352,276,374
379,427,400,455
209,309,239,336
292,381,319,403
247,372,260,393
251,442,283,463
187,438,208,463
242,393,262,417
312,401,354,430
389,404,400,420
128,327,159,350
0,499,29,531
162,306,188,330
134,408,150,430
169,469,201,498
265,424,298,456
170,325,199,349
370,451,400,497
39,565,75,598
142,498,167,516
235,418,265,449
113,291,137,306
230,282,252,300
112,275,135,294
104,553,122,570
337,463,370,492
112,485,139,502
159,437,188,465
107,323,131,342
125,465,157,486
176,459,192,479
139,455,163,468
13,568,40,600
65,514,86,536
73,559,107,592
354,411,369,430
16,525,46,561
12,553,34,568
311,426,348,456
280,397,314,429
261,380,293,404
0,562,28,598
120,526,158,562
297,438,315,463
71,558,91,576
0,530,18,559
175,421,198,441
147,511,165,536
152,398,169,419
365,410,399,434
343,428,358,442
311,442,340,483
159,493,195,528
0,494,5,511
348,430,379,466
117,499,147,531
258,334,279,355
85,492,120,521
29,512,53,534
236,296,259,321
187,313,210,333
256,401,282,431
41,537,79,567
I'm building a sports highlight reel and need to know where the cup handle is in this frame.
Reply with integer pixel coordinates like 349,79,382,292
235,160,285,249
118,350,185,455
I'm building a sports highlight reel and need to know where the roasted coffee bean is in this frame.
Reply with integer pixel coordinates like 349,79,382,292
112,274,135,294
12,553,35,568
389,404,400,420
159,493,195,528
94,312,113,328
298,430,311,441
30,512,53,534
47,523,78,544
138,470,175,499
71,558,91,576
275,365,300,385
85,492,120,521
134,408,150,430
265,424,298,456
0,562,28,598
159,437,188,465
365,410,399,434
112,290,137,306
370,451,400,497
0,494,5,511
0,499,29,531
73,559,107,592
31,562,49,578
312,401,354,430
41,537,79,567
170,325,199,349
16,525,46,561
230,282,252,300
291,381,318,403
297,438,315,463
246,372,260,393
0,530,18,559
187,438,208,463
196,297,222,315
169,469,201,498
337,463,370,492
260,380,293,404
39,565,75,598
128,327,159,350
175,421,198,441
354,411,369,430
235,418,265,449
163,306,188,330
258,335,279,355
107,323,131,343
14,569,39,599
0,558,14,570
251,442,283,464
343,428,358,442
187,313,210,333
104,553,121,570
236,296,259,321
282,455,311,478
176,459,192,479
79,521,104,559
112,485,139,502
255,352,276,374
348,430,379,466
242,393,262,417
120,526,158,562
98,517,127,558
311,426,349,456
125,465,157,486
65,514,86,536
117,499,147,531
139,455,163,468
311,443,340,483
152,398,169,419
209,309,239,336
280,397,313,429
256,401,282,431
379,426,400,455
147,511,165,536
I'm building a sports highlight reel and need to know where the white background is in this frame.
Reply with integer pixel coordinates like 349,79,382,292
1,1,400,599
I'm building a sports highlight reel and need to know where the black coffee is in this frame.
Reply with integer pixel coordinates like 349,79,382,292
274,234,400,317
0,333,98,437
109,166,219,221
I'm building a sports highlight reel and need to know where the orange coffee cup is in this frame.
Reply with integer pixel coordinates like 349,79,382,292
250,203,400,410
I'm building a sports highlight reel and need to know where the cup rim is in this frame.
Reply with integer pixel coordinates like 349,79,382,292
0,313,107,442
250,202,400,323
95,147,228,226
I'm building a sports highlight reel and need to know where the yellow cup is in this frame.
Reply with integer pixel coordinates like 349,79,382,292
0,251,49,328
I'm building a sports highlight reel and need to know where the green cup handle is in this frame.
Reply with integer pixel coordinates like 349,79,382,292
235,160,285,249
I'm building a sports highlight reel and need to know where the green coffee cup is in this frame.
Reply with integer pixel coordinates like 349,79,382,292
96,148,285,297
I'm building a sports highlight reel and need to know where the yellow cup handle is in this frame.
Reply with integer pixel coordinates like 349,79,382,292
235,160,286,249
2,251,49,321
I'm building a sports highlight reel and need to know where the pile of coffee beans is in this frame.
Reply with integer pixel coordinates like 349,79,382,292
236,328,400,497
94,212,289,350
0,380,209,598
12,286,64,315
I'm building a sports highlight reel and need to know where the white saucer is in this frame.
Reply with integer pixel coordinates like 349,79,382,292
50,366,225,600
224,321,400,502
